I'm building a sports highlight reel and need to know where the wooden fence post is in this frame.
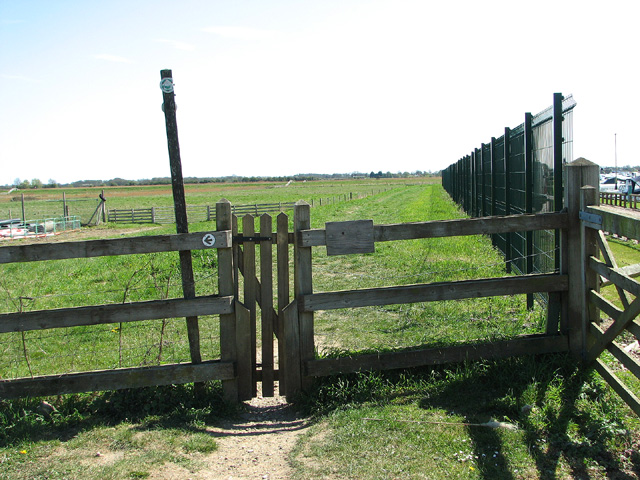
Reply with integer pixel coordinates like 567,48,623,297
160,69,203,381
294,201,314,392
216,199,238,401
564,158,599,358
581,186,600,355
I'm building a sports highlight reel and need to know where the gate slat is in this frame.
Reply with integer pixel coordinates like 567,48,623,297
594,359,640,417
260,214,275,397
282,301,301,401
277,213,290,394
242,214,258,397
587,296,640,363
235,301,253,401
590,323,640,379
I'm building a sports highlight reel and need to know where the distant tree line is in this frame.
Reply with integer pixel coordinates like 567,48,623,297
4,171,434,189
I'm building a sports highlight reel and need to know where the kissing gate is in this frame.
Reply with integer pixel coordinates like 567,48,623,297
0,160,639,416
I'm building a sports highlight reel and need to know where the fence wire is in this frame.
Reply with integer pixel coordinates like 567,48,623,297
442,94,575,295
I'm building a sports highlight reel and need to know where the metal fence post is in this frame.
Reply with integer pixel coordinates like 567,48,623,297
490,137,496,217
524,112,534,309
553,93,564,273
504,127,512,273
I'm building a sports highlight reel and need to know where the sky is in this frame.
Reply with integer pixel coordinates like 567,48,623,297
1,0,639,185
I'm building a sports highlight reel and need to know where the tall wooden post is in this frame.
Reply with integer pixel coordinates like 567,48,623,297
294,201,314,392
160,69,202,369
564,158,599,358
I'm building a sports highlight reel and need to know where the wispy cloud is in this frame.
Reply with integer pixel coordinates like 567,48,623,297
154,38,196,51
0,73,40,83
93,54,134,64
202,26,281,41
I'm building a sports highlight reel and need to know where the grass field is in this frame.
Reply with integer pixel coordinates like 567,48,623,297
1,178,639,479
0,177,435,224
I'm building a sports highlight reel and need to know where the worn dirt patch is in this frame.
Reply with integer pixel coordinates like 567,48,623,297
148,387,310,480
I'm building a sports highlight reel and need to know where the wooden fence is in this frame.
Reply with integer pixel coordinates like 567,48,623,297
4,159,639,416
106,189,393,225
279,205,572,398
0,202,238,400
600,192,640,210
107,202,296,224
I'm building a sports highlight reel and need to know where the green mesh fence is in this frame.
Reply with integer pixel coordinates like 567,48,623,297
442,94,575,299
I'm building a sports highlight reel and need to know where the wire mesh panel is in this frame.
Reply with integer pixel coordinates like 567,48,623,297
492,135,506,253
508,125,527,275
442,94,576,286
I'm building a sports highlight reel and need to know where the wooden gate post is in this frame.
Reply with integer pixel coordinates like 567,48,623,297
564,158,599,358
216,199,238,401
294,201,314,392
581,186,600,353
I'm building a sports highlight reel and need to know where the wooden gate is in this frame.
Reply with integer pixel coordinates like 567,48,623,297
228,205,292,400
581,187,640,416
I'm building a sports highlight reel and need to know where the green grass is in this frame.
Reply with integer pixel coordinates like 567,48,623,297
1,177,436,223
0,383,232,480
309,183,545,354
1,180,640,479
291,356,640,479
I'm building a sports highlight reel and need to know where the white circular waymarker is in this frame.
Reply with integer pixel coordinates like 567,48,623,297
160,78,174,93
202,233,216,247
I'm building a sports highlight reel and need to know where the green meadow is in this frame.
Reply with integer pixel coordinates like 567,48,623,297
1,178,639,480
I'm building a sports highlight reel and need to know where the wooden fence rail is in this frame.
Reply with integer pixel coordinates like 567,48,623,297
7,162,640,416
106,189,394,225
279,201,573,400
0,201,239,400
107,202,298,224
600,192,640,209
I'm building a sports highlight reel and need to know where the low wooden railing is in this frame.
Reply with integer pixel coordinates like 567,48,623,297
600,192,640,209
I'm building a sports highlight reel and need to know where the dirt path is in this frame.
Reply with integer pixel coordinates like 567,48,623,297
149,387,310,480
201,391,309,480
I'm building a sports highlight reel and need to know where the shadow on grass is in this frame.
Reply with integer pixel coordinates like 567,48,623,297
0,381,236,448
418,355,640,480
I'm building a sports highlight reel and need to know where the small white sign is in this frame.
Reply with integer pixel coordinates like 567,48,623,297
202,233,216,247
160,78,174,93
